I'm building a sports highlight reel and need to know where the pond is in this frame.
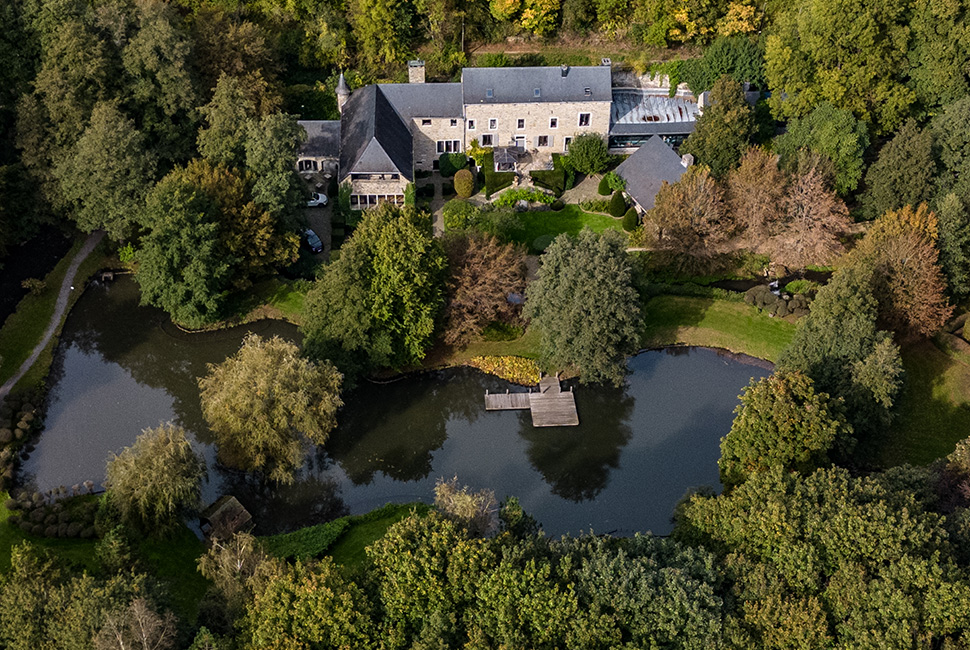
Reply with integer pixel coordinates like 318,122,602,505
20,276,768,536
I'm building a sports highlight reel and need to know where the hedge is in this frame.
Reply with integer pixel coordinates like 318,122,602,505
483,151,514,197
438,152,468,177
529,154,571,197
262,517,351,560
494,188,556,207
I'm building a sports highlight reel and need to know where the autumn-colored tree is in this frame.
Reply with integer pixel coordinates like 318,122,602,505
644,165,728,274
199,334,343,483
442,232,526,347
770,163,850,270
844,204,952,339
724,147,787,250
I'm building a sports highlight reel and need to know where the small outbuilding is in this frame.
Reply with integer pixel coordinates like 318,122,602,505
200,495,253,539
614,135,692,213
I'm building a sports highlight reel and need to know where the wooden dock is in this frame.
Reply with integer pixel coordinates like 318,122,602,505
484,375,579,427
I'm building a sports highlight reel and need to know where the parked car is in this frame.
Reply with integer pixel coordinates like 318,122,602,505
306,192,328,207
303,229,323,254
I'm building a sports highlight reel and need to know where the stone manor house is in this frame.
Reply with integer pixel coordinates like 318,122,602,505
296,60,700,210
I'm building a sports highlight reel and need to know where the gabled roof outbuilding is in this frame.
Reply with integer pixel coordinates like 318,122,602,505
339,85,413,180
614,135,689,212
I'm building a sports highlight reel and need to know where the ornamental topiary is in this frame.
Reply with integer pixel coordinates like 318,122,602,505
623,207,639,231
598,175,611,195
609,190,627,218
454,169,474,198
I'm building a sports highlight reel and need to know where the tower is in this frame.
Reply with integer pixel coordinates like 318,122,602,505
336,72,350,115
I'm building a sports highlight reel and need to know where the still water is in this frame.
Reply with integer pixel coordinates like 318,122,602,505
20,277,767,536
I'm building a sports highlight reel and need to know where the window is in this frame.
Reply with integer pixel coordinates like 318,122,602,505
549,117,558,129
537,135,549,147
534,88,541,97
421,118,432,126
488,118,497,130
578,113,591,127
584,87,591,96
517,118,525,129
436,139,462,153
486,88,493,98
564,136,573,152
481,134,494,146
450,118,458,127
297,159,318,172
467,119,476,130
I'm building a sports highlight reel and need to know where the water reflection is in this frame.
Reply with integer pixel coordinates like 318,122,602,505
21,277,768,536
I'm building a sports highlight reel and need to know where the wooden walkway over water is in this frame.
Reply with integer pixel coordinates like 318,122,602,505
485,375,579,427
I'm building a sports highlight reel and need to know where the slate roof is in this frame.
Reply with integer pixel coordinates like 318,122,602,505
377,82,463,119
339,85,413,180
614,135,688,211
297,120,341,158
462,66,612,104
609,89,699,137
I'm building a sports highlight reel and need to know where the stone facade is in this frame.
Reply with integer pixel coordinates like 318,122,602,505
348,175,409,207
411,117,465,170
464,100,611,153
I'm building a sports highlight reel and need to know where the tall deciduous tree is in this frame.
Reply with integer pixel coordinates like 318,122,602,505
764,0,914,132
719,371,854,487
442,232,526,347
104,423,206,534
199,334,343,483
909,0,970,112
347,0,415,71
198,75,257,167
936,193,970,299
932,96,970,197
774,102,870,195
524,228,642,385
862,119,936,220
244,112,306,220
56,101,156,240
724,146,786,249
564,132,610,175
681,75,753,178
94,598,178,650
645,165,728,274
770,163,850,269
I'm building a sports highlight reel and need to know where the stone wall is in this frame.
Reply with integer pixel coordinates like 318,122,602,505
412,118,465,170
464,100,611,153
348,176,409,198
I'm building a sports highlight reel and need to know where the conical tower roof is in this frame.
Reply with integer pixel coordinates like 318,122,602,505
336,72,350,97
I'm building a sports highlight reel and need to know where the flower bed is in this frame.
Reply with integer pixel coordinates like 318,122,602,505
467,356,541,386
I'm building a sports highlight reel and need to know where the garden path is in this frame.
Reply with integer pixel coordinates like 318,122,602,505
0,230,104,400
561,173,604,204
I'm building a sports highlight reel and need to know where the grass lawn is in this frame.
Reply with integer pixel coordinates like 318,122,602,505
457,327,542,361
249,277,309,324
854,339,970,468
139,527,209,624
640,295,796,362
327,503,429,569
513,205,624,253
0,491,98,574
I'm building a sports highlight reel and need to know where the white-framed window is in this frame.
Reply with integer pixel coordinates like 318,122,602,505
537,135,549,147
436,139,462,153
481,134,494,146
517,118,525,129
549,117,558,129
450,118,458,127
468,119,476,130
488,118,497,130
578,113,591,127
421,118,432,126
297,159,318,172
564,136,573,152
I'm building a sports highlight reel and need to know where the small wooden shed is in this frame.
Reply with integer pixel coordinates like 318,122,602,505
200,496,253,539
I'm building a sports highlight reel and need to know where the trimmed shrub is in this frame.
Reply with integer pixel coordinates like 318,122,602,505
438,152,468,177
598,175,611,195
0,429,10,444
551,199,564,211
494,189,555,208
609,191,627,218
483,151,515,197
580,198,610,213
81,526,95,539
44,525,57,537
533,235,554,251
623,207,639,231
442,181,456,197
454,169,474,197
443,200,479,230
416,183,435,198
67,522,83,537
5,498,19,510
263,517,351,560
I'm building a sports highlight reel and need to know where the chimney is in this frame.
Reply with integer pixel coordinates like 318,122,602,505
408,60,426,84
601,57,612,67
681,153,694,168
561,64,569,78
335,72,350,115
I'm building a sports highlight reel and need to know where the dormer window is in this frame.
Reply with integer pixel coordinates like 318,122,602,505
486,88,493,98
534,88,541,97
584,87,591,96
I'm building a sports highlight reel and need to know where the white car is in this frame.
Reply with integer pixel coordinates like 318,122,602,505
306,192,328,207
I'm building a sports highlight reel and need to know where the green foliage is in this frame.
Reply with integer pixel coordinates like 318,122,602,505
525,229,642,385
302,204,447,376
199,334,343,483
597,174,611,195
680,35,766,94
933,96,970,197
198,75,257,167
608,190,626,217
862,119,936,219
454,168,474,197
563,132,610,175
778,265,903,435
263,518,351,560
622,207,638,231
483,151,515,196
439,152,468,177
105,424,206,535
719,371,854,487
245,112,305,219
681,75,754,178
494,188,555,207
775,102,870,195
604,170,626,191
937,193,970,299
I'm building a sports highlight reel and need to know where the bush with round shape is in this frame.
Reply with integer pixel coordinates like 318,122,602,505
29,509,45,523
57,523,69,537
623,207,639,232
67,522,83,537
44,514,56,526
609,191,627,218
44,525,57,537
0,429,11,444
14,429,24,440
454,169,474,198
5,498,19,510
551,199,564,210
533,235,554,252
597,175,611,195
81,526,95,539
18,520,31,532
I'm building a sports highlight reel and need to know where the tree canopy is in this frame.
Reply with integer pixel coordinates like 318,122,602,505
681,75,753,178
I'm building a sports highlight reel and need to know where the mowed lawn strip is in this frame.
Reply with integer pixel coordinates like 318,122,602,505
641,295,796,362
513,205,623,252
